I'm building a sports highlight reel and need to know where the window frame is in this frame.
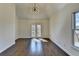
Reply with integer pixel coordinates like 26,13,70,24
73,11,79,30
72,11,79,48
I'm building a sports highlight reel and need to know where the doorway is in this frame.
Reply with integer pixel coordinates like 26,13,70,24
31,24,42,38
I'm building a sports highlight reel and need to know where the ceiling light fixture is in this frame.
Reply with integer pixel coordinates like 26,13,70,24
33,3,38,12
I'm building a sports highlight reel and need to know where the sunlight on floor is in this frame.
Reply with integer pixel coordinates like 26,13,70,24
30,38,43,55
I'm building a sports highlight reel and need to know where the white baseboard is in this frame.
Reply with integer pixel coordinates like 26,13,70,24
0,42,15,53
50,39,72,56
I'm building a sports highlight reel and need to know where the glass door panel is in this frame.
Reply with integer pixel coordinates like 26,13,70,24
31,24,36,38
37,24,41,38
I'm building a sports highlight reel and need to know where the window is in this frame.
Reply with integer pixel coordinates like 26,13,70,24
31,24,36,38
37,24,41,38
73,12,79,47
75,12,79,29
31,24,42,38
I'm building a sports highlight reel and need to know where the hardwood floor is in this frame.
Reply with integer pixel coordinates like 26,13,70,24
0,38,69,56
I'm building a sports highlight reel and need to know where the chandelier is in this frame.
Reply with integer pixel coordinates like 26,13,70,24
33,3,38,12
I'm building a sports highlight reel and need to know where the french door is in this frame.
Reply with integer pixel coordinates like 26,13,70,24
31,24,41,38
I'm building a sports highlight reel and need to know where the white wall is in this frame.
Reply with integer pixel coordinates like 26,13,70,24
0,4,16,53
16,19,49,38
49,4,79,56
15,17,19,39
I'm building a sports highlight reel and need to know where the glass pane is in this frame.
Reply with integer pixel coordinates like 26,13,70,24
37,24,41,38
75,12,79,29
31,24,36,38
74,30,79,47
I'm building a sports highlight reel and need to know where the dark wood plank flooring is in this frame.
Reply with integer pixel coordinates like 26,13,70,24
0,38,69,56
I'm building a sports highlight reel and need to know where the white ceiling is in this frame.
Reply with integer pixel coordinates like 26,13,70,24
16,3,67,19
